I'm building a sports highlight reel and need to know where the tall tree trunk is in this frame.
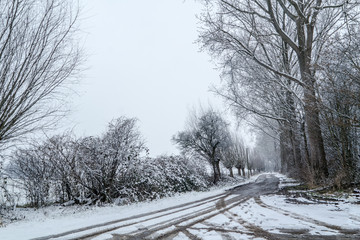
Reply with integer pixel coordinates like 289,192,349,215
286,84,302,178
281,38,302,178
302,119,310,167
296,14,328,182
280,124,295,174
212,161,220,184
228,167,234,178
339,117,356,185
303,77,329,181
216,160,221,179
279,129,289,174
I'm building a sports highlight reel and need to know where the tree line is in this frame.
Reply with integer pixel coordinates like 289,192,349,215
197,0,360,187
173,108,266,184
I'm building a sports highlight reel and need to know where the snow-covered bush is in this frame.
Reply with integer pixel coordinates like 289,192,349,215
0,161,19,211
7,132,82,207
116,156,210,203
72,117,147,204
153,155,209,193
6,117,211,207
8,147,54,207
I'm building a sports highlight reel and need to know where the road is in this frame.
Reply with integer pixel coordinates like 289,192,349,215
33,174,360,240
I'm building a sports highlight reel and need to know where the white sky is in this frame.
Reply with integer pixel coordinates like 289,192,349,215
68,0,227,156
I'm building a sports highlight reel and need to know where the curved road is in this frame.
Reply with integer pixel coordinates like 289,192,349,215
33,174,360,240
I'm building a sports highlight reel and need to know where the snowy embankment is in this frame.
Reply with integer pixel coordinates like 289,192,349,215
0,175,256,240
1,173,359,240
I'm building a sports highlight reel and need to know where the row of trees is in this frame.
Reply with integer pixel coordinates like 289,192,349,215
173,108,266,184
198,0,360,186
5,117,209,207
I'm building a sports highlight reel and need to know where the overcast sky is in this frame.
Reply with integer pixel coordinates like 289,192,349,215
68,0,227,156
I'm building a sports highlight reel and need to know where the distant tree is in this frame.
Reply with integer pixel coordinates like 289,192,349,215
0,0,82,149
220,134,247,178
254,130,281,172
232,136,247,177
219,147,236,178
173,109,230,184
249,151,266,173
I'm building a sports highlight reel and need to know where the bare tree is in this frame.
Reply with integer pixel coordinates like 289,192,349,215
249,150,266,173
173,108,230,184
198,0,360,183
254,130,281,172
41,133,79,203
319,28,360,186
8,143,56,207
0,0,82,149
220,133,247,177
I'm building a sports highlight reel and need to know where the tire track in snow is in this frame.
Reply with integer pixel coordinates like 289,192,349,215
32,174,280,240
200,219,251,240
111,195,247,240
180,229,202,240
70,193,233,240
349,214,360,223
111,174,280,239
31,191,231,240
222,207,280,240
253,196,351,233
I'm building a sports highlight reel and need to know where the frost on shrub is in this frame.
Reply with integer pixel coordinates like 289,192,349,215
153,155,209,192
5,117,211,207
1,161,22,211
113,155,210,204
7,117,146,206
69,117,147,204
8,147,55,207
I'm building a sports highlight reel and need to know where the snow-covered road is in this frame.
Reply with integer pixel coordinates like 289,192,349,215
1,173,359,240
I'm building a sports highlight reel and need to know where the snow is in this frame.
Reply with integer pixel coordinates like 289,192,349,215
260,195,360,230
235,197,338,235
0,192,213,239
0,176,256,240
188,228,220,240
172,232,188,240
1,173,359,240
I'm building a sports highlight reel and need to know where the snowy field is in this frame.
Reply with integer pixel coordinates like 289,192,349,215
0,173,359,240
